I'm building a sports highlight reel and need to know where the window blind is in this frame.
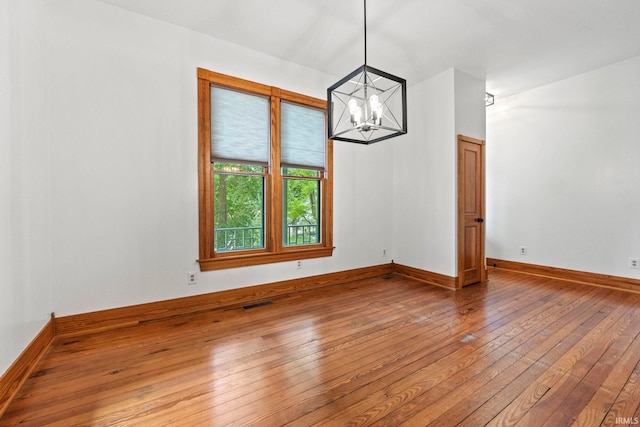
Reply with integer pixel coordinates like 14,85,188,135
280,101,325,170
210,85,270,165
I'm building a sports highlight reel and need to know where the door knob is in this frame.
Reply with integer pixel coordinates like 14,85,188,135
476,218,484,223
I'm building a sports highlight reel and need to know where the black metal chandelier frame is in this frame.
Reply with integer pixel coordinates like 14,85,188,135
327,0,407,145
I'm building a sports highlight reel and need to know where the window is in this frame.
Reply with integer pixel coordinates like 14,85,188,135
197,68,333,271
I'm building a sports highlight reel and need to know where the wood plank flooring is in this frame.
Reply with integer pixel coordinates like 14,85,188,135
3,269,640,426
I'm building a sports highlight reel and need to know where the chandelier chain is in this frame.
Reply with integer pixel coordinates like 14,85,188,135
363,0,367,66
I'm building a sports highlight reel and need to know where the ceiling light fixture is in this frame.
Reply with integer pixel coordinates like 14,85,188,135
327,0,407,144
485,92,494,107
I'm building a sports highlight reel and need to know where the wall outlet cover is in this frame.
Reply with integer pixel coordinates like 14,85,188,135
188,272,197,285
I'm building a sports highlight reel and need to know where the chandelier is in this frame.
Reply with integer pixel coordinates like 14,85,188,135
485,92,494,106
327,0,407,144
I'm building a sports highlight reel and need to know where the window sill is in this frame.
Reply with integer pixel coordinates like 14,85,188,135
198,247,334,271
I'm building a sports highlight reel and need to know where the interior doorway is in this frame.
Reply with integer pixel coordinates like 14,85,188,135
457,134,487,287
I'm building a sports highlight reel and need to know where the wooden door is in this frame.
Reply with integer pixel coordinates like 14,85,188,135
457,135,486,287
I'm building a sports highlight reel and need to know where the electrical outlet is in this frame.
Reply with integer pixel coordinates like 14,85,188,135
382,248,387,257
187,272,197,285
520,246,527,255
296,260,302,269
630,258,640,269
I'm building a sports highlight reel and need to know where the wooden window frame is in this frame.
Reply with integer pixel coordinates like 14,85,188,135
197,68,334,271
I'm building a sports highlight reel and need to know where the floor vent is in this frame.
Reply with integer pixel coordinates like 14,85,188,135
242,300,274,311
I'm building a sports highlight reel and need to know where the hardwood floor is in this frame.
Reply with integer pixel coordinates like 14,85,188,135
3,269,640,426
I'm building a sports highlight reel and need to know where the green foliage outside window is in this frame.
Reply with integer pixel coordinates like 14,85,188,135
214,162,264,251
283,168,320,245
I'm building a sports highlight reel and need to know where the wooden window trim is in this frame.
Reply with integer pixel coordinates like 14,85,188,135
197,68,334,271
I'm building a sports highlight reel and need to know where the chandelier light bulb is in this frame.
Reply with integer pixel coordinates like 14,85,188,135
369,94,379,111
375,104,383,125
348,99,360,125
348,99,358,114
354,105,362,125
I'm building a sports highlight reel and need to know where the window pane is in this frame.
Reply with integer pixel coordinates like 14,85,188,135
281,101,325,170
211,86,270,165
214,172,264,252
214,162,264,174
283,177,320,246
282,167,320,178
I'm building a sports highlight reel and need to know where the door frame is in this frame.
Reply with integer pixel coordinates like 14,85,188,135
457,134,487,287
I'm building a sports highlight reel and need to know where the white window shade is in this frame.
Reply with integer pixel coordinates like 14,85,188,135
281,101,325,170
210,86,270,165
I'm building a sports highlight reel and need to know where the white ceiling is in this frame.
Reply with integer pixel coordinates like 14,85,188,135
96,0,640,96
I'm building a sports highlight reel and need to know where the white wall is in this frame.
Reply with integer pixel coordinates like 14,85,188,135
392,69,485,278
47,0,395,312
0,0,394,376
487,55,640,279
454,69,487,145
392,70,457,275
334,141,395,264
0,0,55,376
